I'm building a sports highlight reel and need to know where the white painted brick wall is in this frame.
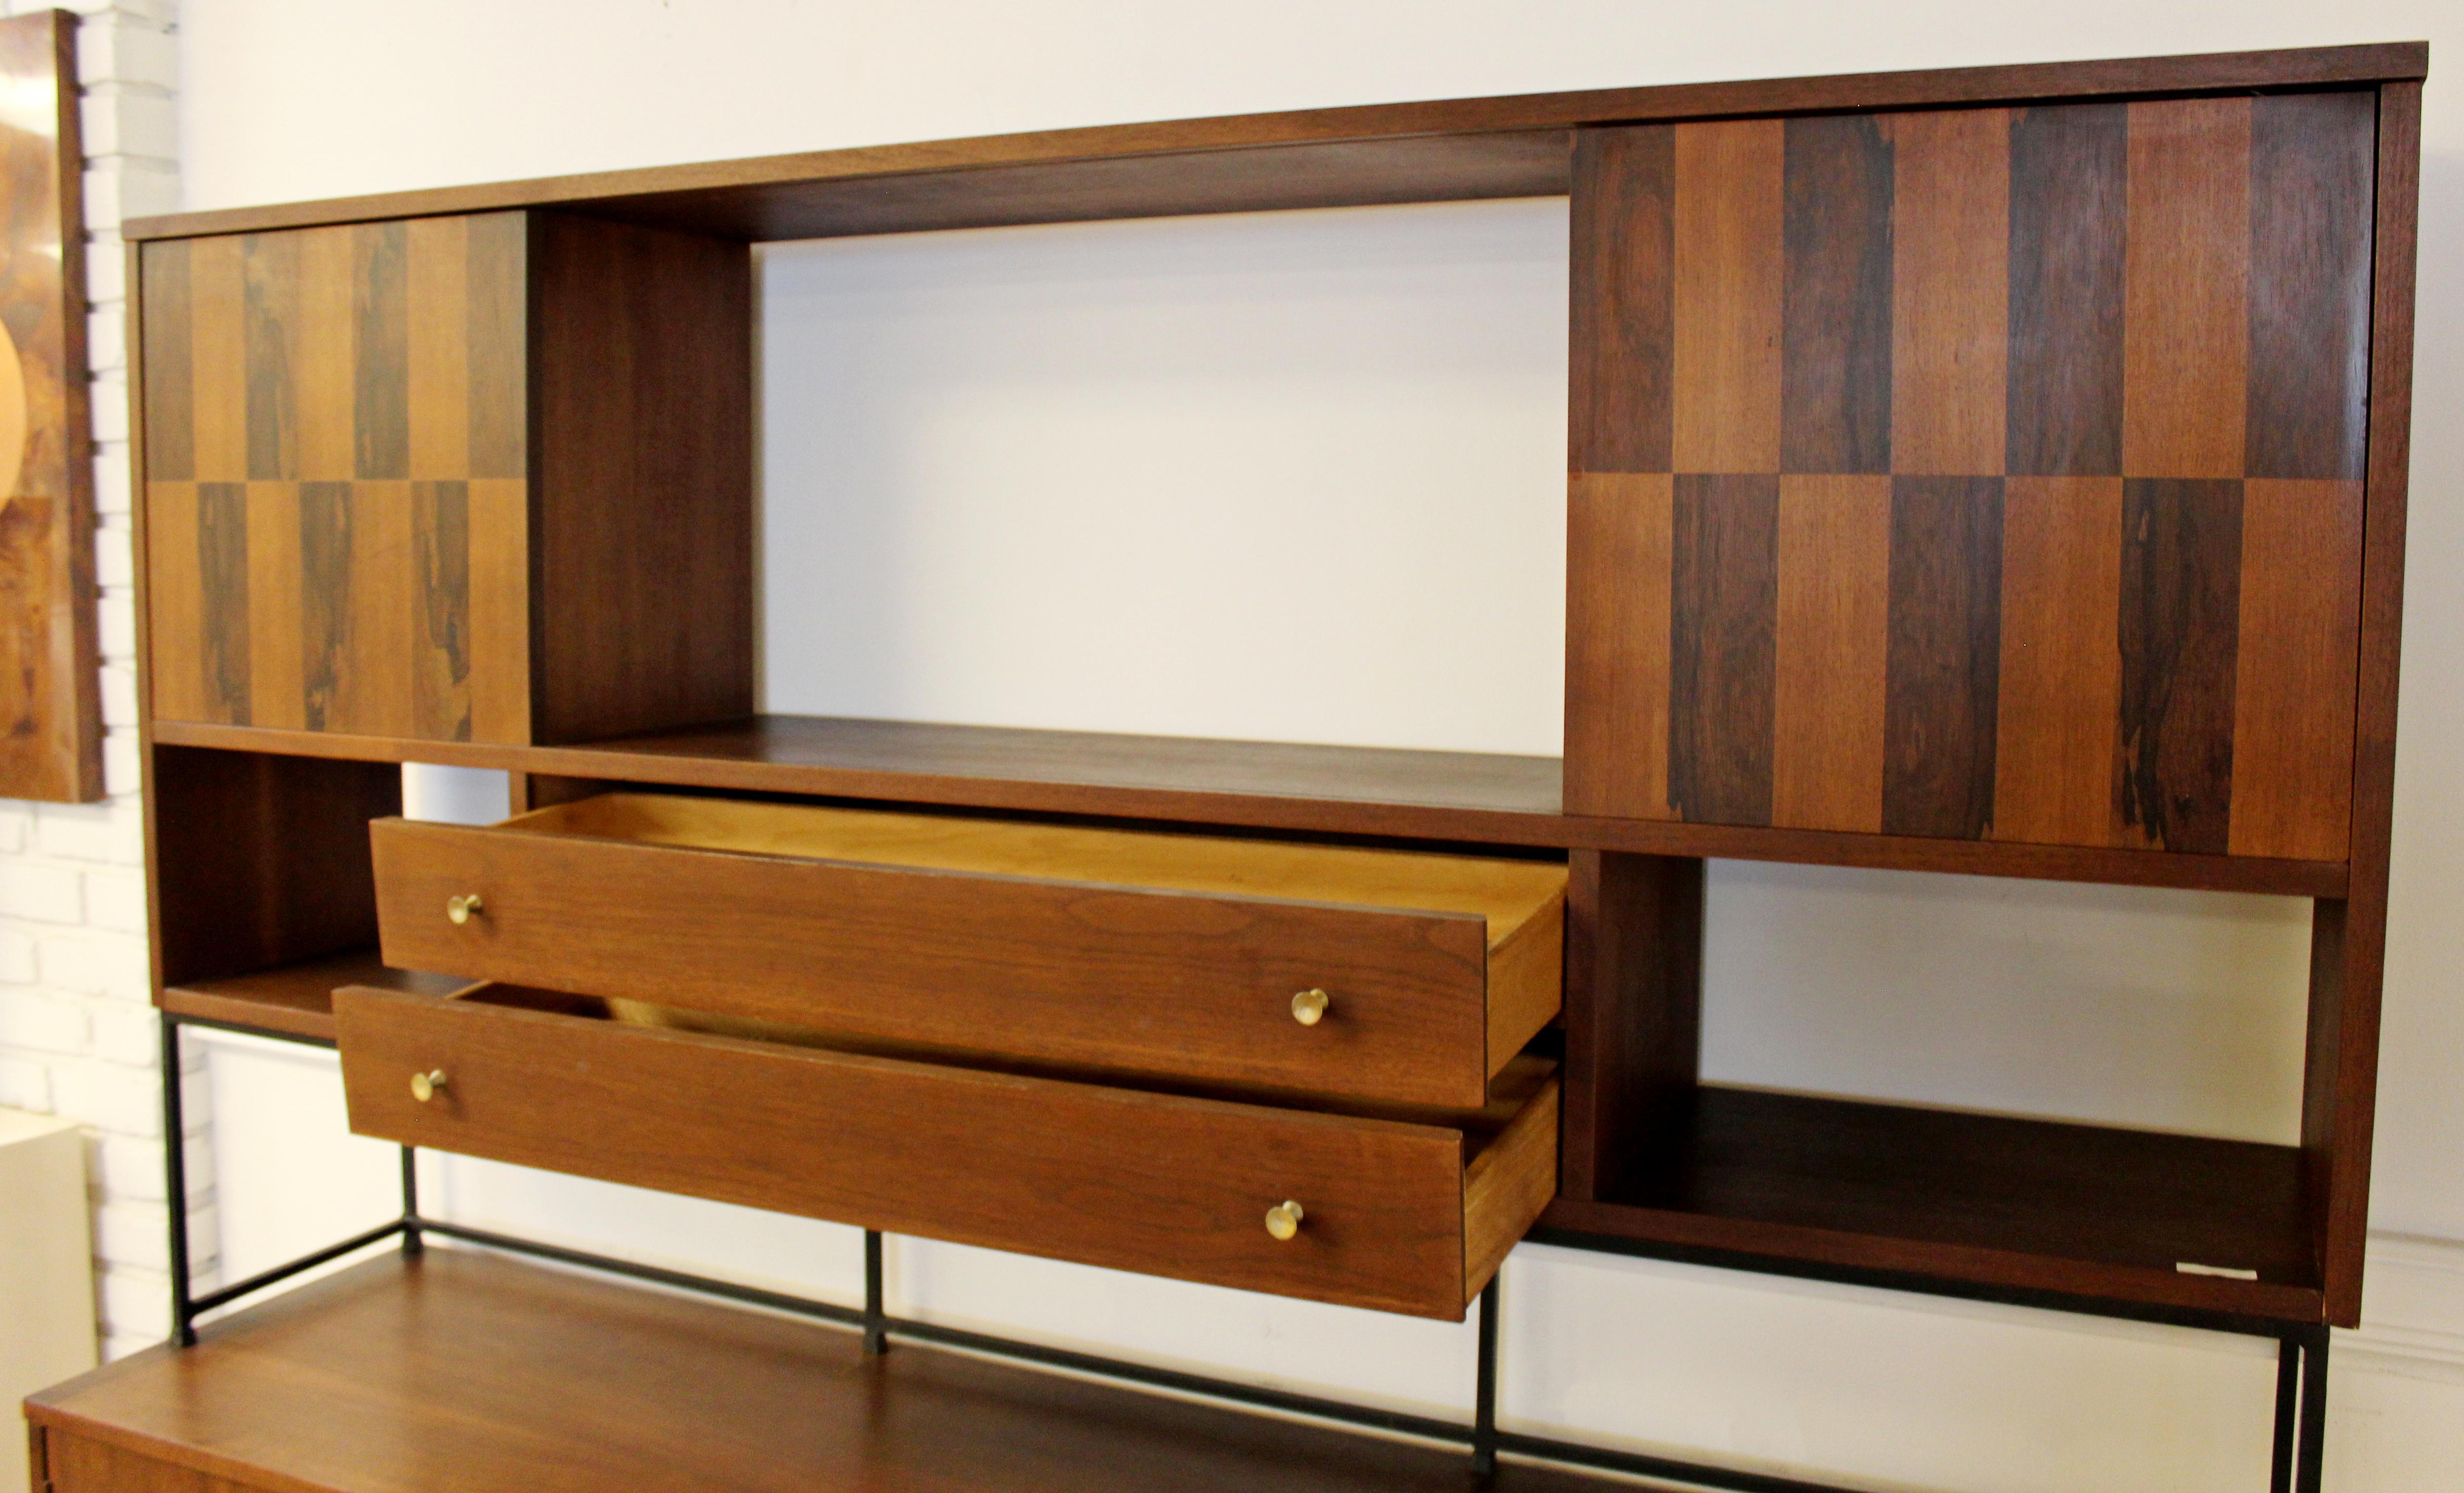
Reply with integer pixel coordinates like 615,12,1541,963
0,0,190,1366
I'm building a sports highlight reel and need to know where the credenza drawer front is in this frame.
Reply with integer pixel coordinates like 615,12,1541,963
370,796,1564,1109
333,985,1556,1320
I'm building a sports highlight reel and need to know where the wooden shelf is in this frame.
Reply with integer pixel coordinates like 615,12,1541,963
162,948,468,1044
119,44,2423,245
1546,1087,2322,1322
150,715,2348,896
26,1249,1609,1493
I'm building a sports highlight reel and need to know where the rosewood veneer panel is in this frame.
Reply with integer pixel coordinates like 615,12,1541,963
1566,90,2376,862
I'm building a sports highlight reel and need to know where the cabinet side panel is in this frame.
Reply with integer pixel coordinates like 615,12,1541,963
2310,79,2419,1328
1560,850,1701,1199
532,213,753,743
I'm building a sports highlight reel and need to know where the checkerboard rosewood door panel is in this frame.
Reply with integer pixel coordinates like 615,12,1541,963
141,214,532,744
1566,92,2373,863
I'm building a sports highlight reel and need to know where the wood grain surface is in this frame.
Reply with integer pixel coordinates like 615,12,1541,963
370,793,1562,1109
2122,97,2248,479
335,985,1556,1318
2117,478,2242,854
1670,121,1783,474
2005,102,2127,476
1569,128,1673,473
1882,476,2002,839
1771,475,1890,833
1992,477,2123,847
0,11,98,801
1889,108,2008,475
1780,114,1893,474
1558,851,1701,1202
30,1250,1616,1493
1563,473,1673,820
1667,474,1778,826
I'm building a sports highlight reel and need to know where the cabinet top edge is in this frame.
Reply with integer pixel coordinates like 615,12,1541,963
125,41,2425,244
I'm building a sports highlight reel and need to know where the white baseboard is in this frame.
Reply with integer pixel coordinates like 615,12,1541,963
2345,1233,2464,1383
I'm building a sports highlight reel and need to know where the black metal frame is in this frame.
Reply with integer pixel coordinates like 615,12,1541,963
159,1011,2332,1492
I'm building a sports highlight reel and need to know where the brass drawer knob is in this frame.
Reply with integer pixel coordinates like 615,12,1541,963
1290,988,1329,1026
1264,1200,1305,1241
446,894,484,925
410,1070,449,1102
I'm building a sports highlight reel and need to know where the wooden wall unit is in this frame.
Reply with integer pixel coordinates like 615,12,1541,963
75,38,2424,1493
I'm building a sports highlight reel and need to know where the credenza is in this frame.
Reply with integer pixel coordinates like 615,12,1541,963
23,38,2425,1493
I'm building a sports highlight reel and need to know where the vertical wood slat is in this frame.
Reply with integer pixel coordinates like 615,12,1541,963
294,225,358,480
1771,475,1890,833
1570,127,1674,475
1890,108,2008,476
2122,98,2250,479
140,240,194,480
1560,850,1702,1202
2247,91,2376,482
2116,478,2243,855
466,212,530,480
1670,120,1783,474
194,482,251,724
467,477,532,744
1667,473,1777,827
1882,477,2002,839
2007,103,2127,477
341,482,416,736
413,480,473,741
241,232,301,479
1780,114,1893,474
353,221,410,479
408,218,472,479
1564,473,1673,820
1992,478,2123,848
297,480,352,732
188,236,249,482
145,482,204,720
2229,480,2363,861
244,482,306,731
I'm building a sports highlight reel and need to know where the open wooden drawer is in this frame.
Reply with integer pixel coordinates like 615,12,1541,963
333,982,1557,1320
371,793,1565,1108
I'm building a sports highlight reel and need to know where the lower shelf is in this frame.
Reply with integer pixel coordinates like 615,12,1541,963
1546,1086,2321,1322
25,1250,1606,1493
160,947,467,1043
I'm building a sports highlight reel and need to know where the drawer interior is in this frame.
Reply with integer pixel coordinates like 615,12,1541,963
500,792,1566,953
460,981,1554,1142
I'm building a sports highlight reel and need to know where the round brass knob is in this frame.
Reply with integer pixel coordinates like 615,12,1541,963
409,1070,449,1103
1290,988,1329,1026
446,894,483,925
1264,1200,1305,1241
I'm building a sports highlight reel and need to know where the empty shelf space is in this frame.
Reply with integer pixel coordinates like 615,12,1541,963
162,948,470,1043
1553,1087,2319,1320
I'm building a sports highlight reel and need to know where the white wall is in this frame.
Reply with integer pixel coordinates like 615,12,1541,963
141,2,2464,1490
0,0,198,1368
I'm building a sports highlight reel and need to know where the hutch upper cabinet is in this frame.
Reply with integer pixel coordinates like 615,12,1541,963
139,213,755,746
54,39,2423,1493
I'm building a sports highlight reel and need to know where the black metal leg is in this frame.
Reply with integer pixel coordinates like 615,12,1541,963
862,1229,887,1356
160,1015,197,1349
2271,1335,2300,1493
2296,1325,2330,1493
400,1146,424,1257
1470,1272,1501,1480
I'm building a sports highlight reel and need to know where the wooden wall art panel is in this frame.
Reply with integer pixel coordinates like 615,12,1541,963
141,214,531,743
0,13,97,801
1566,91,2372,861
